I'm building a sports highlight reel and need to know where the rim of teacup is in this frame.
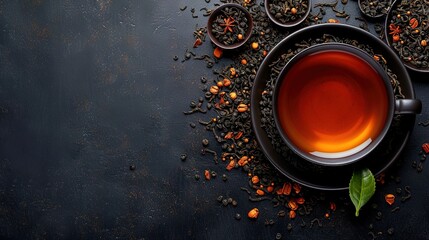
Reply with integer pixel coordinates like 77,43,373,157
272,42,395,167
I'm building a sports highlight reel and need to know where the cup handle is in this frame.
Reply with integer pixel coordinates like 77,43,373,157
395,99,422,114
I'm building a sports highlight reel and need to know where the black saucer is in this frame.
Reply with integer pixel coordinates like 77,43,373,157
251,24,417,190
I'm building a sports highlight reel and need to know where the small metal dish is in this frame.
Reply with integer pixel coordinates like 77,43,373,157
207,3,253,50
358,0,392,19
264,0,311,28
384,0,429,72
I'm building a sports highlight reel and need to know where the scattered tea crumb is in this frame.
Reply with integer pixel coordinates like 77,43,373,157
375,211,383,220
418,120,429,127
417,162,423,172
310,218,322,228
368,231,376,240
391,206,400,212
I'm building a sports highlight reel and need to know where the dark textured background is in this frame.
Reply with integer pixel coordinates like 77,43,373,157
0,0,428,239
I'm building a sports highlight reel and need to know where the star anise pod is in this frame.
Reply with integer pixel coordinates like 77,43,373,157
220,16,236,34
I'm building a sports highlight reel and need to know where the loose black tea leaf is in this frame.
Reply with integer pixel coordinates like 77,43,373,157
349,168,376,217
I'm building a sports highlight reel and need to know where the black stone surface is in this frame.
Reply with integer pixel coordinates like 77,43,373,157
0,0,428,239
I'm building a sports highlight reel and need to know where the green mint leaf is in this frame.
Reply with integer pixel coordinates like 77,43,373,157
349,168,376,217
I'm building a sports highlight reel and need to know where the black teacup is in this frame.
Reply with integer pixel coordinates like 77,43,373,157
273,43,422,166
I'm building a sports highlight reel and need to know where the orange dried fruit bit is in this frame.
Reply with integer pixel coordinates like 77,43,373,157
267,186,274,193
385,194,395,205
234,132,243,139
210,85,219,95
276,187,284,195
226,160,235,171
392,34,400,42
373,55,380,61
204,170,211,180
224,132,234,139
282,182,292,195
248,208,259,219
256,189,265,196
238,156,249,166
410,18,419,29
251,175,260,184
230,67,237,76
237,103,248,112
251,42,259,50
327,18,339,23
296,197,305,205
293,183,301,194
289,210,296,219
229,92,237,100
223,78,231,87
288,200,298,211
193,38,202,48
422,143,429,154
213,47,223,59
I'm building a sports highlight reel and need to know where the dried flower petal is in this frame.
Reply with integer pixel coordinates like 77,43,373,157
289,210,296,219
422,143,429,154
288,200,298,210
282,182,292,195
385,194,395,205
410,18,418,29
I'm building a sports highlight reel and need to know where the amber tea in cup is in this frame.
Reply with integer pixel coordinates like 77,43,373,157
273,43,421,166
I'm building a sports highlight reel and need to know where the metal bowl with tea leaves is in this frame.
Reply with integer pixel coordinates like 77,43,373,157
385,0,429,72
207,3,253,50
358,0,392,19
265,0,311,28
